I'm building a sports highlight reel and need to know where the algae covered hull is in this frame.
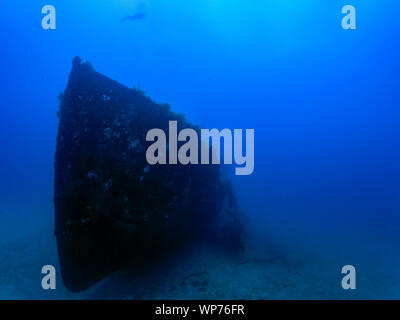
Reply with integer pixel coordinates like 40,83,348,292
54,57,239,292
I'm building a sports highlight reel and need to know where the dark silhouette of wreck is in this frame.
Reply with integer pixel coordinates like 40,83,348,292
54,57,242,292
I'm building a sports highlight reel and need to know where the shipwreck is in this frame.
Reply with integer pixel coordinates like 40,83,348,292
54,57,242,292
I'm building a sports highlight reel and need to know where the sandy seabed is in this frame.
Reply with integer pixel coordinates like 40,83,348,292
0,208,398,300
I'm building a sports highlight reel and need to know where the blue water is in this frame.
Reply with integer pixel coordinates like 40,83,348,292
0,0,399,299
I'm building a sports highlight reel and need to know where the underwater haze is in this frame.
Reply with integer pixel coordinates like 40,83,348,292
0,0,399,299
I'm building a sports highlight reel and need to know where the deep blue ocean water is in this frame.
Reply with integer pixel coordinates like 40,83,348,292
0,0,399,299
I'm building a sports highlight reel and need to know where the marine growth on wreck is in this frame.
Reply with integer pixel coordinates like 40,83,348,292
54,57,243,292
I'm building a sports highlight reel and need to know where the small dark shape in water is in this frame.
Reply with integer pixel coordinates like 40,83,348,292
122,12,146,22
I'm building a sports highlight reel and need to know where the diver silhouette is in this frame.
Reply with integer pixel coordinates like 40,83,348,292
121,12,146,22
122,2,147,22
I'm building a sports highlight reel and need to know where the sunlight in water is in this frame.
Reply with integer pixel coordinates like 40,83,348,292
189,0,323,54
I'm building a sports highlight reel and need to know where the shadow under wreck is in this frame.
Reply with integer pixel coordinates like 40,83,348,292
54,57,243,292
